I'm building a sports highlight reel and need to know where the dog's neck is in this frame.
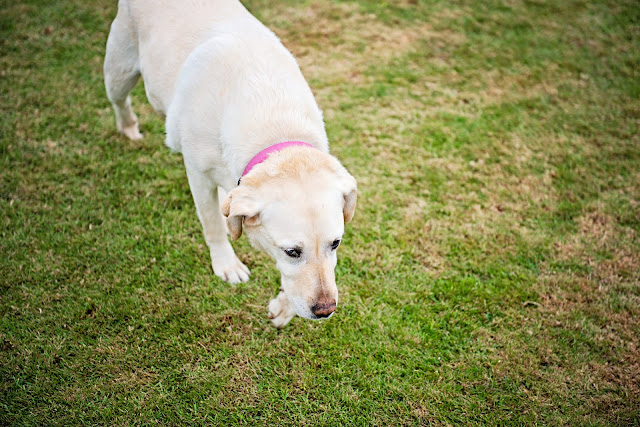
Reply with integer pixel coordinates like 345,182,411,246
238,141,315,185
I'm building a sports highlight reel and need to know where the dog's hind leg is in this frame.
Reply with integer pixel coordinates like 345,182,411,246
185,162,251,284
104,3,142,140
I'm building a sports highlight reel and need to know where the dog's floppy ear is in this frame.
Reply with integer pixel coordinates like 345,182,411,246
338,169,358,223
343,186,357,223
220,187,262,240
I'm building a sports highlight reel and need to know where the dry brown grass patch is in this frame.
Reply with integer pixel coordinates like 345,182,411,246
262,2,466,84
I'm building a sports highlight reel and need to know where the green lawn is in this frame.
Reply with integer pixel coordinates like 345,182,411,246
1,0,639,424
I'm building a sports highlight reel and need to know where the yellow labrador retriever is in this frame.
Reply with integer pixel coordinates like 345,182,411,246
104,0,357,328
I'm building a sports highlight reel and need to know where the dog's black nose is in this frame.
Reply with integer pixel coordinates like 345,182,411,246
312,298,336,318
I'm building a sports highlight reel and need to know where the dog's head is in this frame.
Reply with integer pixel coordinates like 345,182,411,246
221,147,357,319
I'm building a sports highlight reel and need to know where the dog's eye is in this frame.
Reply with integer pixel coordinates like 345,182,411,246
330,239,341,251
284,247,302,258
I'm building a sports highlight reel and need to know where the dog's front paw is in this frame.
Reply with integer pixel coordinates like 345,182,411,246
268,291,295,329
211,253,250,284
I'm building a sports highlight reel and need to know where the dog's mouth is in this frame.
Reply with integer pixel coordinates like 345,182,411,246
311,312,335,320
298,311,334,321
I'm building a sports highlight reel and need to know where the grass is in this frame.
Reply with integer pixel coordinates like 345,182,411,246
1,0,639,424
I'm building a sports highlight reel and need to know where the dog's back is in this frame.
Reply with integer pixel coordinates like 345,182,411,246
119,0,259,114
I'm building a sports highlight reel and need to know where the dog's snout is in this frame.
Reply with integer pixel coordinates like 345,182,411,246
311,297,336,318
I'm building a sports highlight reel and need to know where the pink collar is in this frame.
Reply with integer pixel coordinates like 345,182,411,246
239,141,314,184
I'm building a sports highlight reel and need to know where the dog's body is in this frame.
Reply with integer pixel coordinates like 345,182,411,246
104,0,356,328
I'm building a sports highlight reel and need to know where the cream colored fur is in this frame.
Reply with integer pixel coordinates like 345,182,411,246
104,0,357,328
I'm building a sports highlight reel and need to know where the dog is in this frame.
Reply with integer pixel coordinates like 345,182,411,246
104,0,357,328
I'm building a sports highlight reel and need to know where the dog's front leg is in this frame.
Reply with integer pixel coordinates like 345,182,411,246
184,162,250,283
268,289,296,328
